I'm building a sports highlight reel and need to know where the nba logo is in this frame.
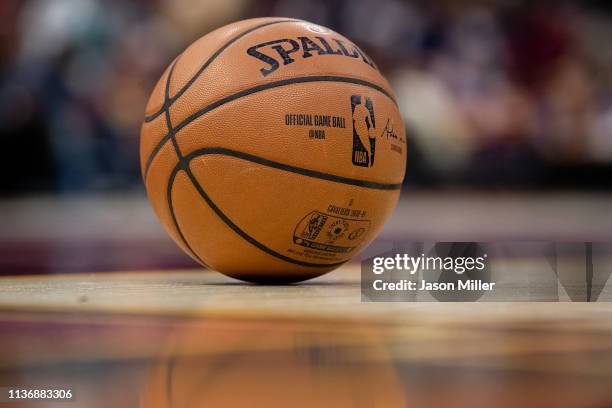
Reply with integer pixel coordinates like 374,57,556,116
350,95,376,167
301,213,326,240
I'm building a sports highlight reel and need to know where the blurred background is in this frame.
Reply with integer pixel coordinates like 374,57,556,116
1,0,612,274
2,0,612,194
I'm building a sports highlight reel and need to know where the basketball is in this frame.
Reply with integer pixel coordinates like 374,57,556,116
141,17,406,283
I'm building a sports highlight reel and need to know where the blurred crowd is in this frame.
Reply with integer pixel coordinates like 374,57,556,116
0,0,611,194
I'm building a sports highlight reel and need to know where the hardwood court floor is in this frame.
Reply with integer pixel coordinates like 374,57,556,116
1,267,612,407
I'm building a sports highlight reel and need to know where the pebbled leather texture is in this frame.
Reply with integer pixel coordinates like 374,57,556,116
141,18,407,283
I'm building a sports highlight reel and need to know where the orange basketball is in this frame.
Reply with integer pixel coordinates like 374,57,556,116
141,18,406,283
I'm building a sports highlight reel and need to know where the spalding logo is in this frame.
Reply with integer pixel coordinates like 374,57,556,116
247,36,378,77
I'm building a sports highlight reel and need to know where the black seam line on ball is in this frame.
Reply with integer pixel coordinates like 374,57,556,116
167,167,206,265
164,59,205,265
185,147,402,190
164,59,184,160
178,161,347,269
143,75,397,180
144,18,300,123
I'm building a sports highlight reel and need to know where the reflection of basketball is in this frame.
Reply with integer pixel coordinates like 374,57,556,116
141,18,406,283
139,322,406,407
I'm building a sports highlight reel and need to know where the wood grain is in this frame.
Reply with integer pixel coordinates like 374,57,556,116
0,268,612,407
